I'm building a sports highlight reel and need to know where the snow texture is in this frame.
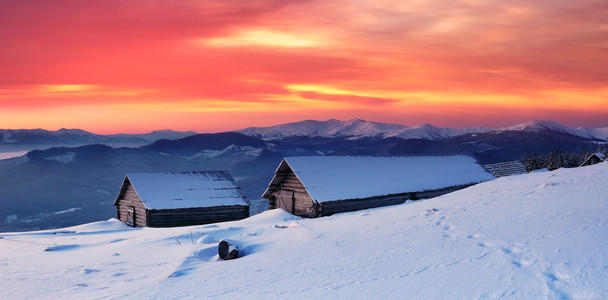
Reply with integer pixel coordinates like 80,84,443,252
1,162,608,299
125,171,249,210
283,155,495,202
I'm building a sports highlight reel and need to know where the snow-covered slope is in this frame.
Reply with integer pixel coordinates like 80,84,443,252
577,126,608,140
2,162,607,298
236,119,492,140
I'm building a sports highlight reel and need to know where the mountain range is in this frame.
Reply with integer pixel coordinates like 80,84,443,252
0,128,197,152
236,119,608,141
2,120,607,151
1,119,607,232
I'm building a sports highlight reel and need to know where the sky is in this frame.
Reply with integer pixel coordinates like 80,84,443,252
1,0,607,133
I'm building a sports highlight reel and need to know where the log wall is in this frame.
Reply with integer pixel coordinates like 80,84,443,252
318,183,474,217
115,184,147,227
147,205,249,227
319,193,408,216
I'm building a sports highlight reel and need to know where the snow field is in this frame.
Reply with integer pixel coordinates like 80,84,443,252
1,162,608,299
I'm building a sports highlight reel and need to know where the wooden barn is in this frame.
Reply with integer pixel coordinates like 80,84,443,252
483,161,527,177
579,153,607,167
113,171,250,227
262,155,495,218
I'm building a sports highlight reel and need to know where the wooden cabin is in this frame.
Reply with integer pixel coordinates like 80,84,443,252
262,155,495,218
579,153,607,167
483,161,527,177
113,171,250,227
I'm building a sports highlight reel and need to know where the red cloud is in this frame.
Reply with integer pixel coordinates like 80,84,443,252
0,0,607,131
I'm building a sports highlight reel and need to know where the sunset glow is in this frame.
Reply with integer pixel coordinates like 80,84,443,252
1,0,607,133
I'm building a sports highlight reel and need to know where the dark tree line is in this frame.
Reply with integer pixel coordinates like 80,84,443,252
521,147,608,172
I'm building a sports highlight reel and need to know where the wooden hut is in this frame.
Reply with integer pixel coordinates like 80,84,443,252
113,171,250,227
262,155,495,218
483,161,527,177
579,153,607,167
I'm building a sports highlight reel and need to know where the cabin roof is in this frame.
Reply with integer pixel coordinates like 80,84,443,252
114,171,249,210
580,153,608,167
263,155,495,203
593,153,607,161
482,160,527,177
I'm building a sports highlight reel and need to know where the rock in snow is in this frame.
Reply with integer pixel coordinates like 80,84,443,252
1,163,608,299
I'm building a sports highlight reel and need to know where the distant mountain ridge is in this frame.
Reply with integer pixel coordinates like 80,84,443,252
106,129,198,142
2,119,607,232
2,120,606,149
235,118,494,140
236,119,608,141
0,128,197,151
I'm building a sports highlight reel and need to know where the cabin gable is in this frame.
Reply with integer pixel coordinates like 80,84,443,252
580,153,607,167
264,161,318,218
114,178,148,227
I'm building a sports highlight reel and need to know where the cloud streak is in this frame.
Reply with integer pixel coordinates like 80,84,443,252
0,0,607,132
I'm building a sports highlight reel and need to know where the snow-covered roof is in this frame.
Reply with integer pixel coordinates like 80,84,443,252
593,153,607,161
482,161,527,177
263,155,495,203
579,153,608,167
115,171,249,210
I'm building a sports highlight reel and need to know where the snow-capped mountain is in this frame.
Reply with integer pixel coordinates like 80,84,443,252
576,126,608,140
386,123,493,140
499,120,599,139
236,119,493,140
235,119,404,139
237,119,608,141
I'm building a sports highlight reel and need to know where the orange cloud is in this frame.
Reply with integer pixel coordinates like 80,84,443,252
200,29,330,48
0,0,607,132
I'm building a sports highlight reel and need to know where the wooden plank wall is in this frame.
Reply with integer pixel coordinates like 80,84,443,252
414,184,473,199
319,184,475,217
116,184,148,227
268,171,318,218
147,205,249,227
320,193,408,216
